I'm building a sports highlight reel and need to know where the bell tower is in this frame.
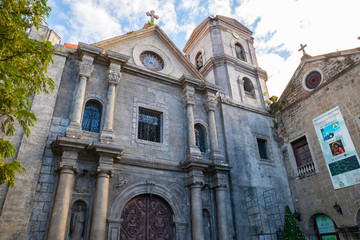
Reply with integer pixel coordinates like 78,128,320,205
184,15,268,109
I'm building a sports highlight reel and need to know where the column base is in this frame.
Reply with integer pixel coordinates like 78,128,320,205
65,122,82,138
100,129,115,143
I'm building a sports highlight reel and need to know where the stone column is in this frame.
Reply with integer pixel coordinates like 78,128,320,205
205,92,219,152
183,85,201,156
90,152,114,240
188,168,205,240
66,55,94,138
214,172,230,240
100,62,122,142
47,150,78,240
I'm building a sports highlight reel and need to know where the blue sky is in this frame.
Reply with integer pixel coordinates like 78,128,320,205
46,0,360,97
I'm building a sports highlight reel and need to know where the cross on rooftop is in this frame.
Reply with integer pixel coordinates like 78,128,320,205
298,44,308,56
146,10,159,23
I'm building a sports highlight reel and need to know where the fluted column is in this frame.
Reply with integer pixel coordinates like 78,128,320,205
90,149,115,240
100,62,122,142
189,168,205,240
47,150,78,240
66,55,95,138
183,85,201,157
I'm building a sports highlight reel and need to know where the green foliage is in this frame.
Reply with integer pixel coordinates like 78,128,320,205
283,206,305,240
0,0,54,187
147,20,155,25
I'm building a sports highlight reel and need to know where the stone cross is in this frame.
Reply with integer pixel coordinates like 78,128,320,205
146,10,159,23
298,44,308,56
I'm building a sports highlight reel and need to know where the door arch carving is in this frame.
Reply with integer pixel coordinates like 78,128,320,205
120,194,174,240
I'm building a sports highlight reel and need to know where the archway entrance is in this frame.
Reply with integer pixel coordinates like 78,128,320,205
120,194,174,240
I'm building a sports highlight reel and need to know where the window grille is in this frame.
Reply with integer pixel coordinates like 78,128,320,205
257,139,268,159
82,100,102,133
138,108,162,142
195,124,206,152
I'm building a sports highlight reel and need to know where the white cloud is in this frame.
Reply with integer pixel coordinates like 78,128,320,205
235,0,360,96
48,0,359,97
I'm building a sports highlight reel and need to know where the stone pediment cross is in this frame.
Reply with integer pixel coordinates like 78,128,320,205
298,44,308,56
146,10,159,23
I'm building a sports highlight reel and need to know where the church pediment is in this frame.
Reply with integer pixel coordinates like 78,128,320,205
91,26,206,82
276,47,360,108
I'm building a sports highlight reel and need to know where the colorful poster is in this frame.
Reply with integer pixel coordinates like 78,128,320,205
313,107,360,189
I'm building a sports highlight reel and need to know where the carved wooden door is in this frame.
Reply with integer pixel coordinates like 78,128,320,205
120,195,174,240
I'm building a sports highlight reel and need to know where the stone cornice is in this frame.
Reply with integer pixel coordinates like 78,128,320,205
52,136,89,155
180,74,202,87
78,42,103,58
219,95,272,117
117,153,181,171
91,141,123,159
105,49,130,65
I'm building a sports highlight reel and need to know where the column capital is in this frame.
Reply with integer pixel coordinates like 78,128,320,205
205,91,217,112
182,86,196,106
182,93,195,106
78,62,94,78
206,98,217,112
107,70,121,85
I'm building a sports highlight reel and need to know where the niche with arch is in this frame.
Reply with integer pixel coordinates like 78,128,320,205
195,123,207,153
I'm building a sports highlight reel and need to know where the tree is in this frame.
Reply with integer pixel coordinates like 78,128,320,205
0,0,55,187
283,205,306,240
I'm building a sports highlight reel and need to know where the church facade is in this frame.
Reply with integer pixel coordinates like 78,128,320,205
0,15,293,240
275,47,360,240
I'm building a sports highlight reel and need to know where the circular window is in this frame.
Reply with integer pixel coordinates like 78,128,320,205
139,51,164,72
305,71,322,89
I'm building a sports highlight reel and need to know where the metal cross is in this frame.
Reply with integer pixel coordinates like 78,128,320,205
146,10,159,23
298,44,308,56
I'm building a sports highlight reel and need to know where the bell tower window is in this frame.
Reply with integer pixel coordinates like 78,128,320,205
235,43,246,61
196,52,203,70
243,78,255,99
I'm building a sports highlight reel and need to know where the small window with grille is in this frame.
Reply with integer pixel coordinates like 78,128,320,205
82,100,102,133
257,138,268,159
291,136,313,167
138,108,162,142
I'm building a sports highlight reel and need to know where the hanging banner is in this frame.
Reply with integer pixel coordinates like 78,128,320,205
313,106,360,189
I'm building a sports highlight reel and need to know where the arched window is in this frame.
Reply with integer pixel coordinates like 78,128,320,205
195,123,206,152
82,100,102,133
235,43,246,61
243,77,255,99
196,52,203,70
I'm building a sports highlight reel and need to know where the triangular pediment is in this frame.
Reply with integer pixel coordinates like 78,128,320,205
92,25,206,82
277,47,360,109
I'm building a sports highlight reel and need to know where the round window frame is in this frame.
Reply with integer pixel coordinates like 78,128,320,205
302,69,323,91
133,44,172,74
139,51,164,72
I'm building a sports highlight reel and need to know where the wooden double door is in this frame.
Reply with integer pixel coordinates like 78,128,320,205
120,195,174,240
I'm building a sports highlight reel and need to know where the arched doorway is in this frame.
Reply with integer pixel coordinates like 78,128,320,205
120,194,174,240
